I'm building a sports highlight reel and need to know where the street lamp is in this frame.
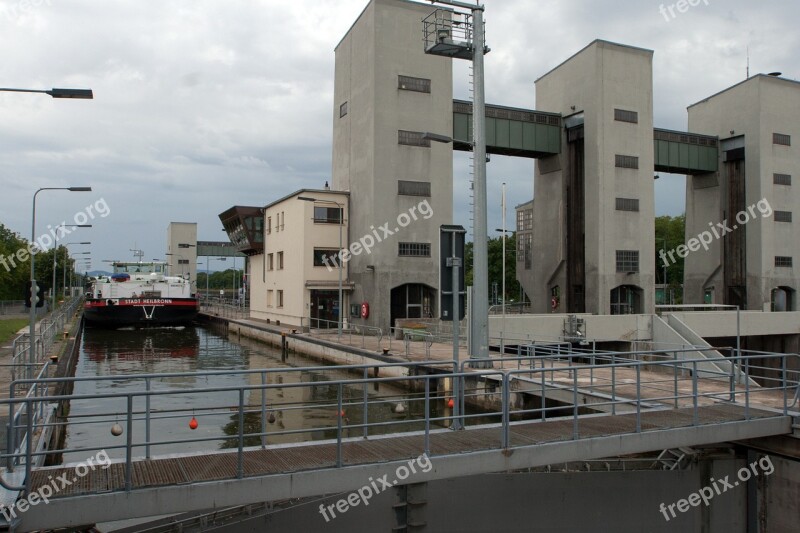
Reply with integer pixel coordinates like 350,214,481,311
52,225,91,303
0,87,93,99
29,187,92,378
298,196,345,340
65,248,91,299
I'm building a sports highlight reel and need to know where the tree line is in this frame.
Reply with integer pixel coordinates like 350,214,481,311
0,223,84,301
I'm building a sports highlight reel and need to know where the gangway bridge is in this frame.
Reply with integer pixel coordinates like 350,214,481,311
1,349,797,531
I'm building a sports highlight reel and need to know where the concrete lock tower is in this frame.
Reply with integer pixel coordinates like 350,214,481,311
332,0,454,330
531,41,656,315
684,74,800,312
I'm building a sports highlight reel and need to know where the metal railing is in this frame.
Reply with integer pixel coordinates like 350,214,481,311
0,300,27,315
200,297,249,319
10,294,83,383
1,351,796,496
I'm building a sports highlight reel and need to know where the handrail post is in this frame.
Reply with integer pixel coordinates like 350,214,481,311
572,368,579,439
24,398,33,493
540,366,546,421
424,377,430,456
237,388,245,479
744,355,750,420
611,352,616,415
261,372,267,449
729,347,736,402
362,367,368,440
336,383,343,467
692,361,698,426
501,373,509,448
145,378,151,459
782,354,788,415
635,364,641,433
125,395,133,491
673,351,679,408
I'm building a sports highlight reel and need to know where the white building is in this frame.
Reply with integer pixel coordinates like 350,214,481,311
245,189,350,327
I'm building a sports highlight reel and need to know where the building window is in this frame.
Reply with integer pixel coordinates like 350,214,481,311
775,211,793,223
775,256,793,268
267,253,274,270
313,206,343,224
516,209,532,232
339,101,348,118
524,234,532,270
773,133,791,146
398,75,431,93
277,290,284,308
614,109,638,124
178,259,189,265
616,250,639,273
266,216,272,234
774,173,792,186
267,290,273,307
615,155,639,169
279,211,285,231
398,242,431,257
398,180,431,197
277,251,284,269
398,130,431,147
314,248,340,267
615,198,640,212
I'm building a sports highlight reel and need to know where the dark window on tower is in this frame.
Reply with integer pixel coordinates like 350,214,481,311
615,155,639,169
615,198,640,212
398,180,431,197
775,211,793,223
398,75,431,93
339,101,348,118
773,133,791,146
616,250,639,272
398,242,431,257
775,256,793,268
614,109,639,124
398,130,431,147
774,173,792,186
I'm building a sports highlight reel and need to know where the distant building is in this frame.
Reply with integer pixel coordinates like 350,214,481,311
684,75,800,311
166,222,198,290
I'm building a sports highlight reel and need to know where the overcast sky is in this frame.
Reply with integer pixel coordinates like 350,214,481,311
1,0,798,273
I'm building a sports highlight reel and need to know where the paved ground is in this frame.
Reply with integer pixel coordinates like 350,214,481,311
213,312,797,414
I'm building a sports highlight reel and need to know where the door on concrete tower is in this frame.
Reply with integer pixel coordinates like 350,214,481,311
390,284,435,326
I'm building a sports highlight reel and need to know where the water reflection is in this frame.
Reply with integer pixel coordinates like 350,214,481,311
65,325,432,462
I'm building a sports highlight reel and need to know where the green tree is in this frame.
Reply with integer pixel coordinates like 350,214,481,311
655,214,685,303
464,234,521,303
0,224,32,300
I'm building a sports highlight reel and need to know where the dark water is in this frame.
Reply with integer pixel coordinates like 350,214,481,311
63,325,457,462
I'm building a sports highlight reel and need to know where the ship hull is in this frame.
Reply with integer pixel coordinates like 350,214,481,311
84,298,199,327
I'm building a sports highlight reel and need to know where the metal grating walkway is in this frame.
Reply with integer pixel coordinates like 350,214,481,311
29,404,781,499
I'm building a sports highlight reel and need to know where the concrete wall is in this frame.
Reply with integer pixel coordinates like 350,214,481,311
533,40,655,315
220,456,754,532
333,0,453,331
166,222,198,292
686,75,800,309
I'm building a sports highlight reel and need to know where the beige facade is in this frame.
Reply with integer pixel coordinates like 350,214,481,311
685,75,800,311
166,222,198,292
531,40,656,315
249,189,350,327
332,0,454,330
